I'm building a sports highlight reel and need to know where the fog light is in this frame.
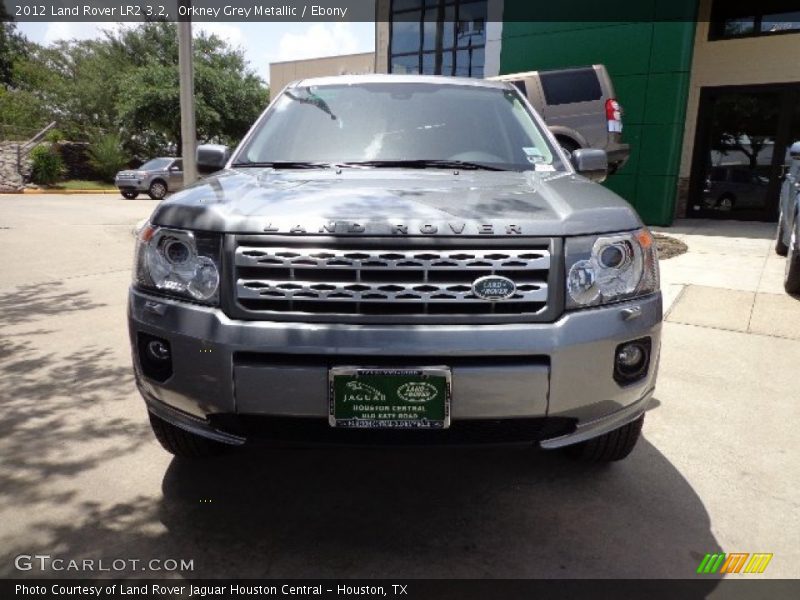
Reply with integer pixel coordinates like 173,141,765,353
146,339,170,361
137,333,173,382
614,337,651,384
617,344,644,368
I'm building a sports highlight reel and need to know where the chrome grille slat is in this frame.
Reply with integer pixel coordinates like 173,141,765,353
237,279,548,303
233,245,552,317
236,248,551,271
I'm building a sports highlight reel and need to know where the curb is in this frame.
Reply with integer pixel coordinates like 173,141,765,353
20,189,120,195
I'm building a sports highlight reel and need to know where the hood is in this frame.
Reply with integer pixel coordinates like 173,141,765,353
149,168,642,237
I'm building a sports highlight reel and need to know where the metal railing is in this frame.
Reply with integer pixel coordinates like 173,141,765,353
16,121,58,173
0,122,58,182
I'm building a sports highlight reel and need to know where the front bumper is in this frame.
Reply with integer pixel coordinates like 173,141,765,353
115,177,146,192
129,289,661,448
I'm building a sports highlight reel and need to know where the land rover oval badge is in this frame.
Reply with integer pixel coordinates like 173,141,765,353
472,275,516,301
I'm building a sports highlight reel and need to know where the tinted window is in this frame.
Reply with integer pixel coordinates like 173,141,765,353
391,54,420,74
140,158,172,171
390,0,486,78
456,1,487,47
761,10,800,33
391,17,421,54
709,0,800,39
422,9,438,50
454,47,484,78
539,68,602,106
237,84,559,171
393,0,423,9
172,160,183,170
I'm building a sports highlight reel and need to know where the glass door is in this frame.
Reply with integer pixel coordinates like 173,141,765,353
690,85,800,221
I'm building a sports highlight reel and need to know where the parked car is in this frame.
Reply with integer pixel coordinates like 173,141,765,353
128,75,661,462
702,165,770,211
776,141,800,293
490,64,630,173
115,157,184,200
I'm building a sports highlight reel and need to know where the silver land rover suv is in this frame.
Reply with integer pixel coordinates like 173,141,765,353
128,75,661,462
115,157,185,200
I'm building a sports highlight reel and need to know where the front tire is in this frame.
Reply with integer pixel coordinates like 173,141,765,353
717,194,735,211
148,180,168,200
148,412,227,458
784,221,800,295
565,414,644,462
121,190,139,200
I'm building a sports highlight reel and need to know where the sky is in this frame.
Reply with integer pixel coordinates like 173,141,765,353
16,21,376,85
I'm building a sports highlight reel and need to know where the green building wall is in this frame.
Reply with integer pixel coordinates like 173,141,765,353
499,1,698,225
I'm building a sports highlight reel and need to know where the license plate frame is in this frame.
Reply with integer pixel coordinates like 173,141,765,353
328,366,451,429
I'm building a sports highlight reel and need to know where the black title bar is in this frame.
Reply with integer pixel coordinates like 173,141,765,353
4,1,374,22
6,0,797,22
4,579,800,600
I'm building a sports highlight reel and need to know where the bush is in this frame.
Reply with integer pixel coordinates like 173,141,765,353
30,144,65,185
45,128,64,143
87,133,128,182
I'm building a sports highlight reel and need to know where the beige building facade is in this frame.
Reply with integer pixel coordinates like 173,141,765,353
677,0,800,218
269,52,376,94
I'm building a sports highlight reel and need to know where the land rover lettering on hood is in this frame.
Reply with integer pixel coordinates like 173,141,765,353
129,75,661,463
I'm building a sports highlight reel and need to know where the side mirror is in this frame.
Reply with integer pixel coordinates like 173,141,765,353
571,148,608,183
197,144,231,174
789,141,800,160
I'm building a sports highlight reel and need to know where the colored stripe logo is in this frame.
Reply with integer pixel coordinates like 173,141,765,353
697,553,773,574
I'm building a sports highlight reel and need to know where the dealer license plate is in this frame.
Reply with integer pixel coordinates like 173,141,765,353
329,367,451,429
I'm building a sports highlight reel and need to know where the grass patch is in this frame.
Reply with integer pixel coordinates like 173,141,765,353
47,180,117,191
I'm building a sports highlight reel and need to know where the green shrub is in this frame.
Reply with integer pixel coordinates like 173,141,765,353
88,133,128,182
44,128,64,143
30,144,65,186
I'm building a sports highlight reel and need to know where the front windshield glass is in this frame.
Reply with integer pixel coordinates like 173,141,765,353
235,82,560,171
140,158,172,171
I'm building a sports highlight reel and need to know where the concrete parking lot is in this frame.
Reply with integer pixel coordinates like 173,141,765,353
0,195,798,582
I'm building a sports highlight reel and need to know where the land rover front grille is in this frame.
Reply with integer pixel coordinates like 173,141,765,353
231,241,555,322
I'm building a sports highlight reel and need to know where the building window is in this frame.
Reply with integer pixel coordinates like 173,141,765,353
389,0,487,78
709,0,800,40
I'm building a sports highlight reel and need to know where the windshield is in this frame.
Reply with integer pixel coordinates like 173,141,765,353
235,82,560,171
140,158,172,171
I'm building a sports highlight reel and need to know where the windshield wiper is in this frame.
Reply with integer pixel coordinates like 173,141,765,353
284,91,338,121
341,159,509,171
230,161,335,169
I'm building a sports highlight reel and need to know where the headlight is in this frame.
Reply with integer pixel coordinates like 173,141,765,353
565,228,659,309
133,224,221,304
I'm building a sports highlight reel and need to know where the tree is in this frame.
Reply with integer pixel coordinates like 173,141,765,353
111,23,268,157
0,3,22,89
2,20,269,158
710,94,780,170
0,4,51,133
87,133,128,181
